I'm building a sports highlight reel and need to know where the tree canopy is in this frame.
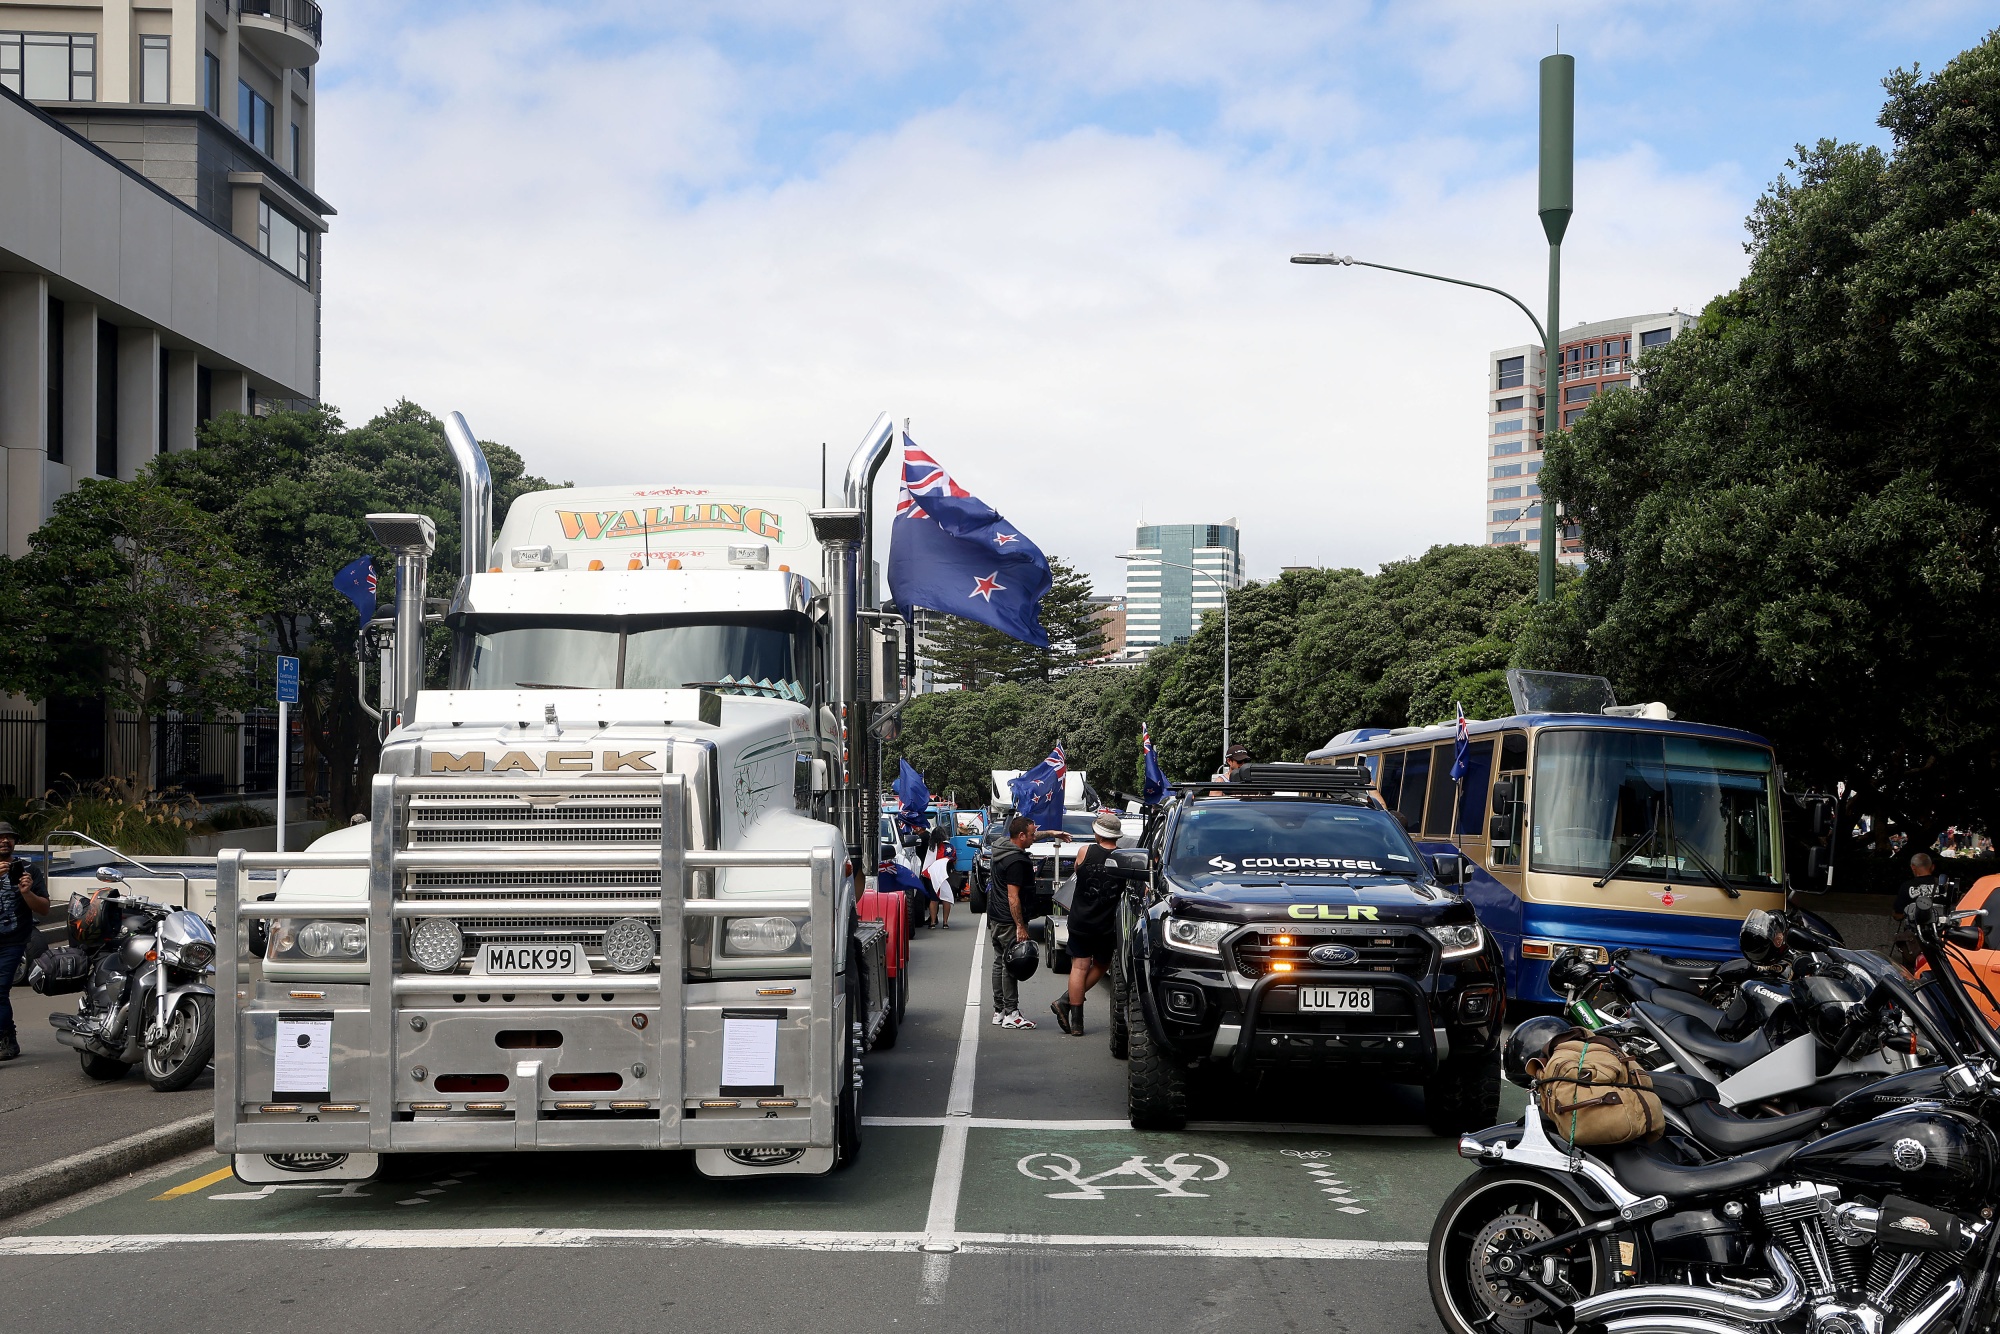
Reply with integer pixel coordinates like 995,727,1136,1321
1537,31,2000,857
915,556,1106,689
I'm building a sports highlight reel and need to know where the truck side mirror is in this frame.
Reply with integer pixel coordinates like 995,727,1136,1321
1108,848,1150,881
1429,852,1465,885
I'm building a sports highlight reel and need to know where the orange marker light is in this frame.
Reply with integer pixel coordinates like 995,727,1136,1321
778,564,790,572
667,558,682,569
488,565,501,573
628,558,643,570
1272,962,1293,972
587,559,604,571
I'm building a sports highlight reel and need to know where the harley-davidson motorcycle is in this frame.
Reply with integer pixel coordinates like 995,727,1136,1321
1430,900,2000,1334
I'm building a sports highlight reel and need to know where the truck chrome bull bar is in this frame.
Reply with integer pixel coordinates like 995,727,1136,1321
215,772,840,1157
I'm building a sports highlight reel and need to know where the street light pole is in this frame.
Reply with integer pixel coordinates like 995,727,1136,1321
1117,552,1231,769
1538,54,1575,604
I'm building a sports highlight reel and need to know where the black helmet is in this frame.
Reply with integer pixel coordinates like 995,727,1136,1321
1547,950,1597,993
1503,1015,1573,1089
1739,909,1786,966
1005,940,1040,982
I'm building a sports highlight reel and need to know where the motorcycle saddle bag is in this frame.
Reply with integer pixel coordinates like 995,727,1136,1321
29,944,91,996
1528,1031,1666,1147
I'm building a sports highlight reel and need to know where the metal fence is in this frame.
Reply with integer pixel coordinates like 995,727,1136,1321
0,710,288,801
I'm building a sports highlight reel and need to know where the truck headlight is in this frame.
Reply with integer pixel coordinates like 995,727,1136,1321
267,919,367,963
723,916,808,956
407,917,464,973
1427,922,1485,959
1162,916,1232,956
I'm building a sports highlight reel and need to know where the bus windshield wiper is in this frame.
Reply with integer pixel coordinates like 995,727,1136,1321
1593,822,1658,888
515,681,590,689
1673,839,1740,899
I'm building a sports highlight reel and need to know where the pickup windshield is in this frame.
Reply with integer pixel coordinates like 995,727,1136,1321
464,613,812,696
1167,800,1423,882
1530,729,1779,889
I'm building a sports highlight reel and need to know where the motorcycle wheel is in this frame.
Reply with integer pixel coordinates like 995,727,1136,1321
144,995,215,1092
1428,1168,1612,1334
79,1051,131,1081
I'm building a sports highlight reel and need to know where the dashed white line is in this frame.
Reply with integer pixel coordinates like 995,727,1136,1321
917,922,989,1303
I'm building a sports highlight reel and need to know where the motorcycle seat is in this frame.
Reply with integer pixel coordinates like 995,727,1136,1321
1622,951,1719,991
1680,1100,1825,1154
1647,1069,1722,1108
1653,1010,1773,1068
1606,1138,1800,1201
1624,975,1731,1030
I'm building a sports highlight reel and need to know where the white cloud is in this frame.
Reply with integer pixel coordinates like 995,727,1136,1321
315,2,1762,594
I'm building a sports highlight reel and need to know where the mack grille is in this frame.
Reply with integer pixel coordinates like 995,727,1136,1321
1228,927,1432,980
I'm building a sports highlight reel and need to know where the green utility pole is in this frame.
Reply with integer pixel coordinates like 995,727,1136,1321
1537,53,1573,604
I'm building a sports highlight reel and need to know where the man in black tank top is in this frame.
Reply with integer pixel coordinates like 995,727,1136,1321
1052,810,1124,1036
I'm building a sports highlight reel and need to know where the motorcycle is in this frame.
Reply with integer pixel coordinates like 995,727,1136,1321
36,867,218,1091
1430,901,2000,1334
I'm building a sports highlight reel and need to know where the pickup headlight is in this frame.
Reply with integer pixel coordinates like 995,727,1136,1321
1162,916,1233,956
268,919,368,962
1427,922,1485,959
723,916,810,956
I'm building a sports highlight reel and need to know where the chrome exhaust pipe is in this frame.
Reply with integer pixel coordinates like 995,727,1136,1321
1888,1280,1963,1334
1603,1317,1772,1334
1574,1247,1804,1325
443,411,493,582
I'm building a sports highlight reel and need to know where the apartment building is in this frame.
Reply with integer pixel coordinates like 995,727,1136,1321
1125,522,1243,647
1484,311,1690,562
0,0,329,797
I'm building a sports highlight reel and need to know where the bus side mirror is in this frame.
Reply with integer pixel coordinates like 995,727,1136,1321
1800,846,1827,893
1488,776,1521,846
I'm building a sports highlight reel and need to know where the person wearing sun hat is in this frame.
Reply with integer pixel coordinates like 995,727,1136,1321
0,821,51,1062
1051,809,1125,1036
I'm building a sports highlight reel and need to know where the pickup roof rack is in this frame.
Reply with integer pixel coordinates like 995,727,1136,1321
1170,763,1376,798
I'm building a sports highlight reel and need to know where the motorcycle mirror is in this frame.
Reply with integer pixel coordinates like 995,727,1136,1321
94,865,124,884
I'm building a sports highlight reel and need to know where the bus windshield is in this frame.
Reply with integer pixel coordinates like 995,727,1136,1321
465,613,811,696
1531,730,1778,889
1167,800,1424,882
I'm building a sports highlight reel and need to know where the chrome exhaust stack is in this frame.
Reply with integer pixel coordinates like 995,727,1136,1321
365,512,437,726
443,411,493,582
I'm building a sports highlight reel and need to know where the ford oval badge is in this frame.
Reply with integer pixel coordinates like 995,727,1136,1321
1308,943,1359,966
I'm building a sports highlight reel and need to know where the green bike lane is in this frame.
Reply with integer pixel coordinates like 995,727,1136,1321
0,921,1509,1256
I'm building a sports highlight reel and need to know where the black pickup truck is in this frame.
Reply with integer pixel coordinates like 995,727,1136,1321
1109,765,1506,1133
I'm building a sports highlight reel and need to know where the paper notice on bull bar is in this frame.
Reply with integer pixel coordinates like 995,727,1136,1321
719,1009,782,1094
274,1011,335,1099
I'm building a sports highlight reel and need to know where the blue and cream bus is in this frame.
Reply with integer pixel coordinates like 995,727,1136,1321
1306,673,1786,1003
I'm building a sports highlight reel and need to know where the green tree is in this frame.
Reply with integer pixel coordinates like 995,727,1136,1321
0,479,267,793
917,556,1106,688
151,401,554,818
1539,32,2000,864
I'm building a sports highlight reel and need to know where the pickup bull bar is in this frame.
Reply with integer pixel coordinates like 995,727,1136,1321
215,772,841,1156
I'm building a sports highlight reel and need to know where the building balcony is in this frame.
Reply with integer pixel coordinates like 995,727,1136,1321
238,0,322,68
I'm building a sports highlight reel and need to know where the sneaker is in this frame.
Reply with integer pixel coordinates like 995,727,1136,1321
1049,1000,1074,1035
998,1011,1036,1030
0,1035,18,1062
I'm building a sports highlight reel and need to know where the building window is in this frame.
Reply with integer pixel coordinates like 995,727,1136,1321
1524,459,1542,475
46,296,63,462
239,81,274,155
1526,484,1542,498
1493,439,1522,457
1492,507,1522,523
0,32,96,100
1494,395,1523,412
140,34,168,103
1563,408,1587,427
1524,504,1542,520
1640,327,1672,348
196,364,212,425
1496,355,1524,390
1602,378,1629,393
95,320,118,477
1492,463,1522,479
290,121,301,174
1491,418,1523,435
158,345,169,452
257,199,311,282
1492,486,1521,500
204,50,219,113
1563,383,1596,403
1491,531,1518,544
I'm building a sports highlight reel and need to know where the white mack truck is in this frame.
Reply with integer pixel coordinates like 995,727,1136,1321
216,413,913,1181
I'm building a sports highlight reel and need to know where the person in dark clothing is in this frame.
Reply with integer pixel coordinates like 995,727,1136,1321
1892,852,1947,969
1051,811,1124,1035
989,815,1039,1030
0,821,51,1062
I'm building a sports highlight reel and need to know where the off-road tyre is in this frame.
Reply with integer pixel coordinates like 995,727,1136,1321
1125,995,1188,1130
144,994,215,1092
873,971,901,1051
79,1051,130,1081
1107,947,1130,1061
1424,1049,1503,1136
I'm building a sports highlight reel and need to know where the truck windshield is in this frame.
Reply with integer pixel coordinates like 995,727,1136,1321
1167,800,1423,882
465,614,811,696
1530,729,1778,888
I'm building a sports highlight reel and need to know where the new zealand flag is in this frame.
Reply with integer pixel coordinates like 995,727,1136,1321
1008,745,1067,832
333,555,377,634
886,441,1051,647
1141,722,1168,806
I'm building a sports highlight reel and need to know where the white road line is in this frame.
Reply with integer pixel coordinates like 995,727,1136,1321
866,1117,1133,1130
0,1229,1427,1260
917,921,989,1303
864,1117,1431,1137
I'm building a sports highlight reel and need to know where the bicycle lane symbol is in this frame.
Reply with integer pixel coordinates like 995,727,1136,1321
1016,1152,1230,1200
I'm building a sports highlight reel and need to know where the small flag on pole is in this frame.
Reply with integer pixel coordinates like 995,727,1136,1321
1449,703,1470,782
1141,723,1168,806
1009,744,1068,831
333,555,377,634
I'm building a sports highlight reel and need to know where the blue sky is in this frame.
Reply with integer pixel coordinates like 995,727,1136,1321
315,2,1997,590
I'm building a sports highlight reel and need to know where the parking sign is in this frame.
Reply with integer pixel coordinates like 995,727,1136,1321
276,654,300,705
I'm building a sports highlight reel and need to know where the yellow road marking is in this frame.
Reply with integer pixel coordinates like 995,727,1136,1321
152,1167,236,1200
